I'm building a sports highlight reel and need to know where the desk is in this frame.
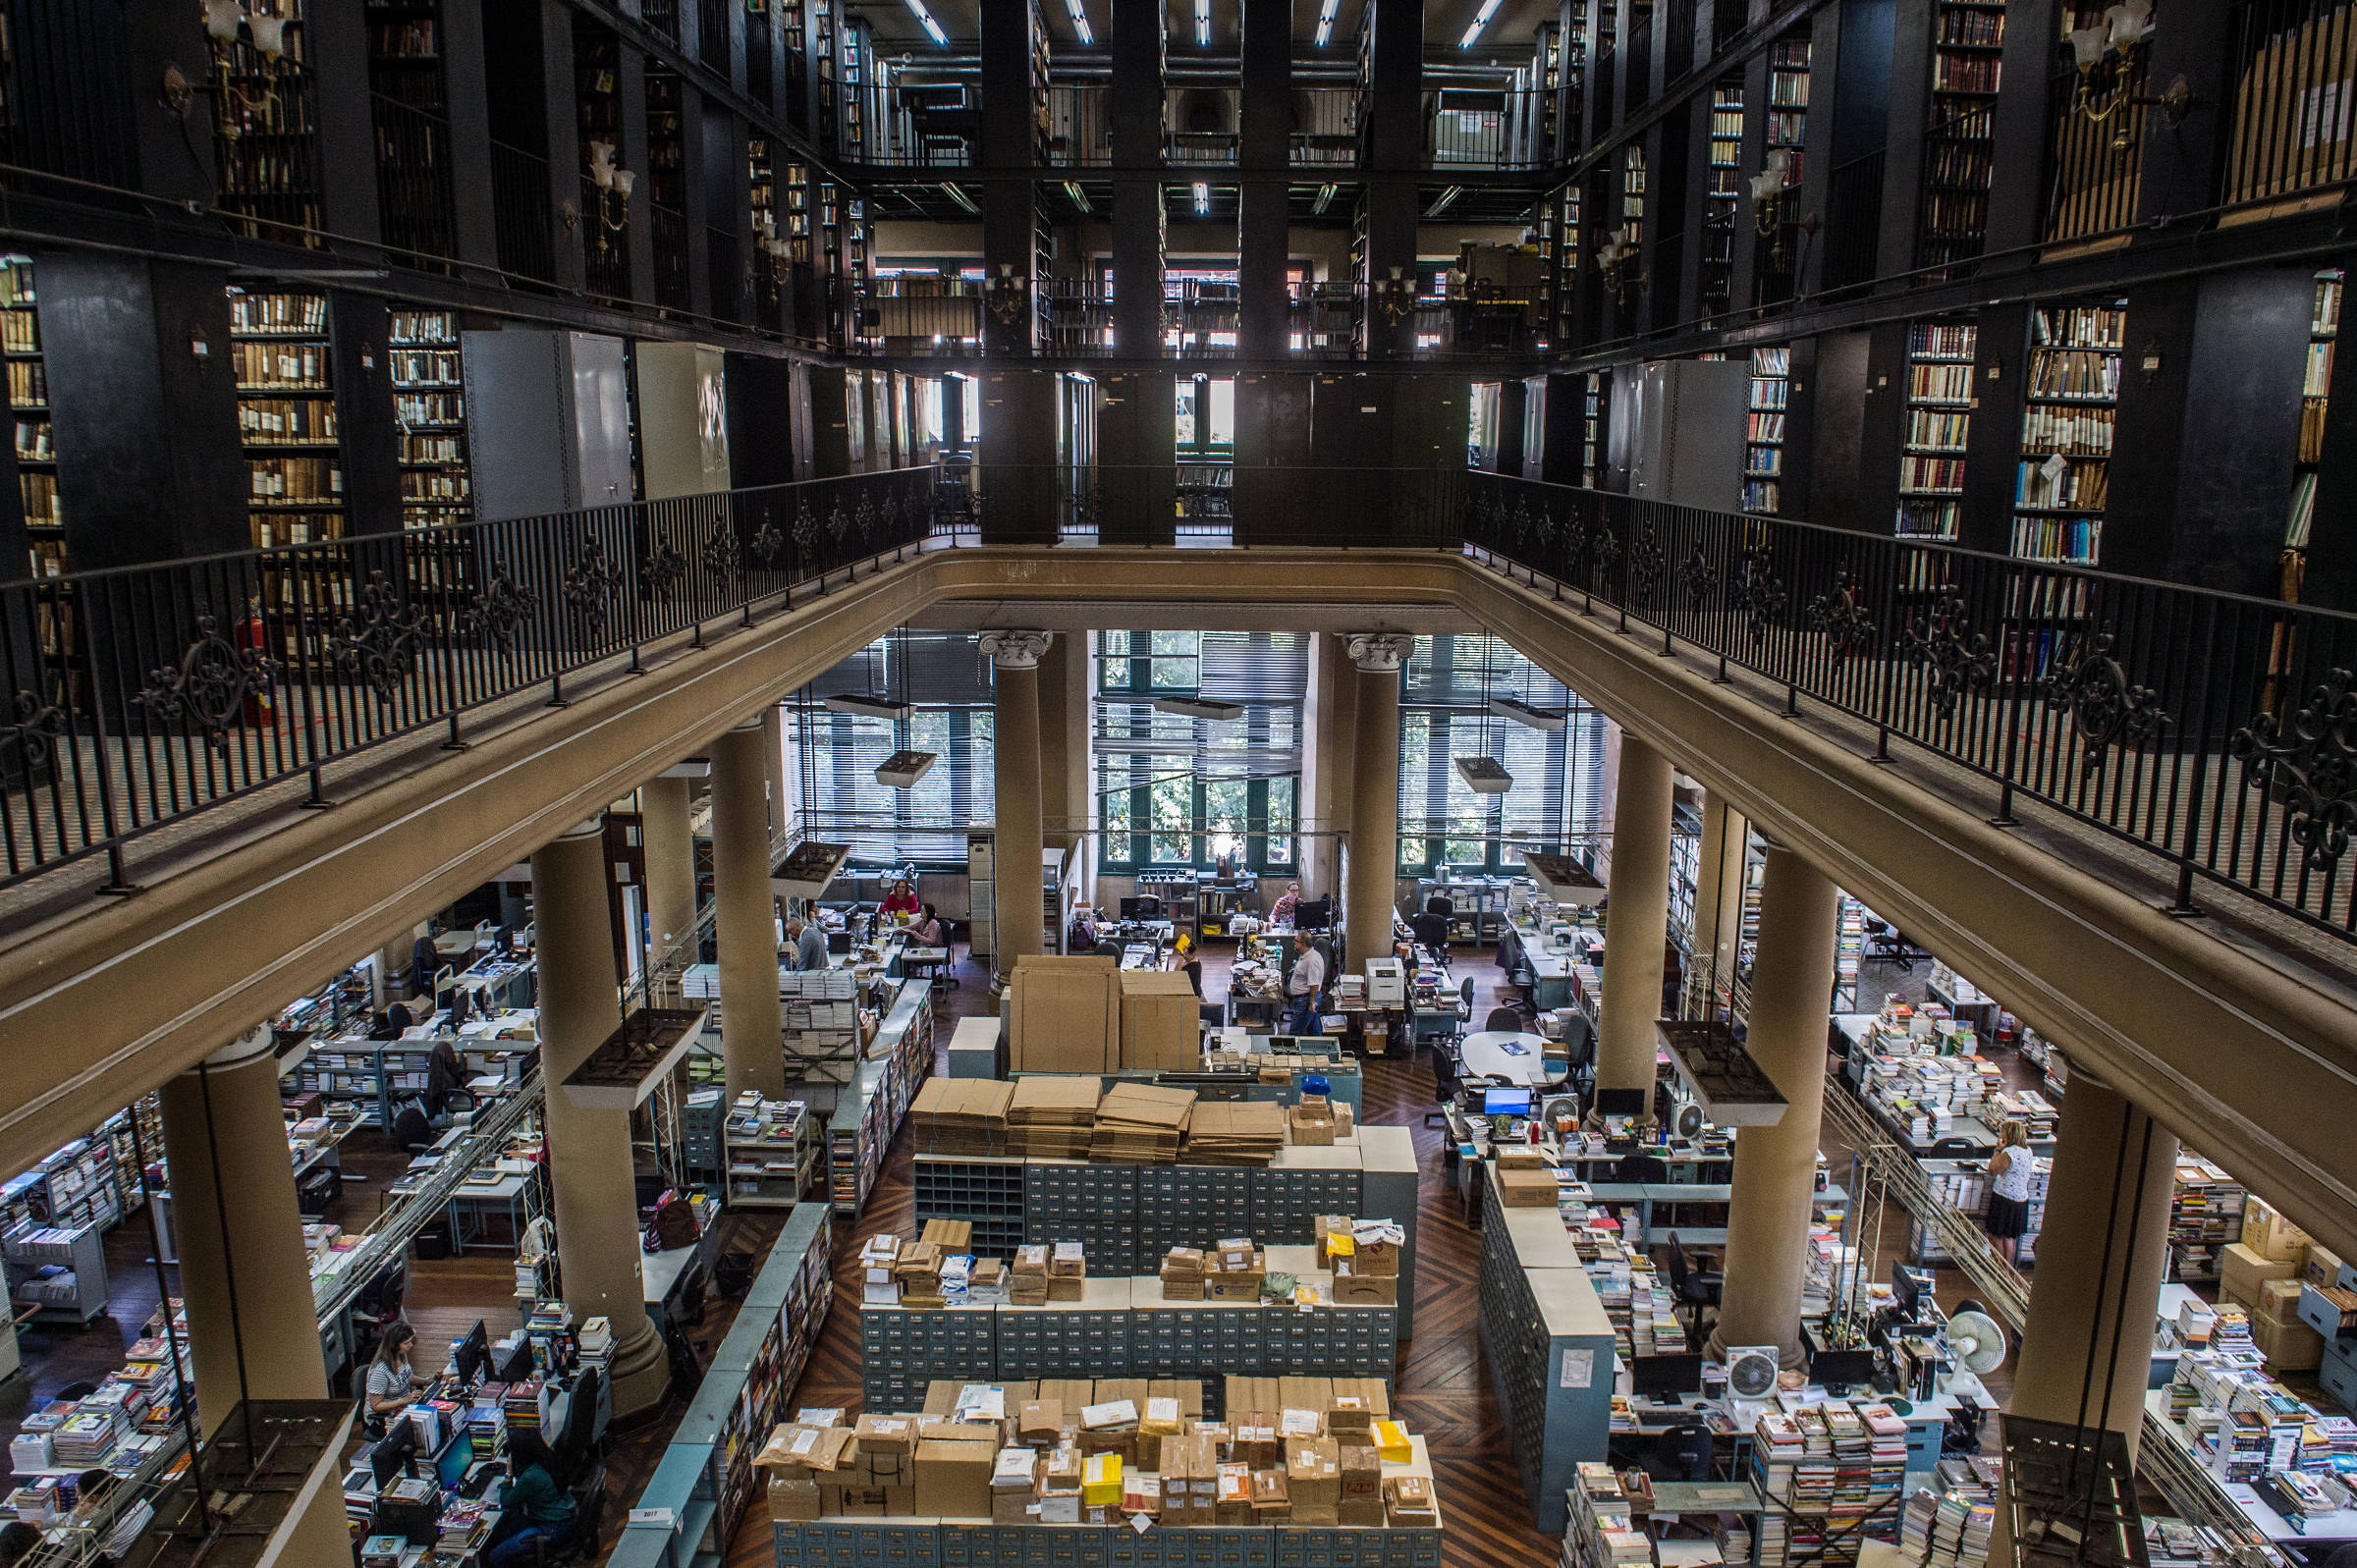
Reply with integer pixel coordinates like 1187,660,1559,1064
1460,1031,1559,1088
447,1171,528,1255
643,1221,723,1333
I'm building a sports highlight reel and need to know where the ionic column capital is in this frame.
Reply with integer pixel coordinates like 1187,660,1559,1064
979,629,1054,670
1344,632,1415,674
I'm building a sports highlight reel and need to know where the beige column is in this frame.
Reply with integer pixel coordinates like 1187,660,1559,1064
1593,732,1676,1111
761,704,790,836
1037,631,1081,863
641,770,699,970
2009,1067,2177,1456
711,719,786,1100
1706,842,1841,1366
159,1025,332,1436
531,819,670,1417
1344,634,1412,968
982,631,1053,968
1318,635,1359,903
1688,793,1749,1017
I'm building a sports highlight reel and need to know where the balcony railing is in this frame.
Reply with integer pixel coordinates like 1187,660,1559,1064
2222,0,2357,211
1428,88,1559,170
1460,471,2357,943
0,469,933,894
370,93,458,264
489,140,556,285
1047,84,1113,166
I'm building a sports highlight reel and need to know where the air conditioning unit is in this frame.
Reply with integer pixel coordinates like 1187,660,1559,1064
824,693,913,722
1153,696,1246,722
1488,695,1566,730
875,750,938,788
1454,756,1513,793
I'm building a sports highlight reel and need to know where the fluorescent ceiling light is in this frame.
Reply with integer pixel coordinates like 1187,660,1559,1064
1460,0,1504,47
1195,0,1211,46
941,182,978,213
875,750,938,788
824,693,914,721
1312,183,1339,214
1315,0,1341,46
1425,186,1461,216
903,0,948,46
1455,755,1513,793
1154,696,1245,722
1066,0,1093,46
1193,182,1211,214
1489,695,1567,730
1064,181,1092,213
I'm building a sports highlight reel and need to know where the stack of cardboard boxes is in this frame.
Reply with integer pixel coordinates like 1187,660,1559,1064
761,1376,1441,1530
1206,1239,1266,1302
1497,1149,1562,1208
1160,1248,1206,1301
2221,1199,2324,1373
1317,1215,1402,1307
1009,1241,1088,1305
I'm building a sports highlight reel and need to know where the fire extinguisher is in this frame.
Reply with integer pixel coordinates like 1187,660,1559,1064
236,599,276,730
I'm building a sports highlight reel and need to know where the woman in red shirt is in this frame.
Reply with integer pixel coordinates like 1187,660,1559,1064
880,880,921,921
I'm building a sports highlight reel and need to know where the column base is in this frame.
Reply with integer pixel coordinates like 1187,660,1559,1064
1701,1321,1806,1371
607,1317,672,1420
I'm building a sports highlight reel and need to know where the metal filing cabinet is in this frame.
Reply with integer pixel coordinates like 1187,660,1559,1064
1273,1527,1445,1568
1026,1163,1140,1276
777,1522,945,1568
1106,1526,1277,1568
1251,1153,1362,1243
1138,1165,1256,1258
1477,1170,1616,1534
942,1526,1113,1568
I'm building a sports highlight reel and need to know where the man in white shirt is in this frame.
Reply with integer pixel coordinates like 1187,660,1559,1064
1286,930,1326,1036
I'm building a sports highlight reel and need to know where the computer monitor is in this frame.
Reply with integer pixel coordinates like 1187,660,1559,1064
1118,897,1145,919
368,1424,419,1489
494,1335,535,1384
1594,1087,1648,1118
1482,1087,1532,1117
1630,1352,1706,1400
434,1431,474,1491
1809,1345,1882,1390
451,1319,489,1387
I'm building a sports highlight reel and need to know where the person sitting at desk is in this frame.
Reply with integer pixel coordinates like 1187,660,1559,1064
366,1002,415,1042
880,880,921,921
1068,907,1099,952
364,1322,428,1436
1270,883,1302,929
486,1433,579,1568
1171,933,1203,998
783,914,829,973
1286,930,1325,1036
69,1468,142,1565
0,1521,40,1565
426,1037,468,1118
910,903,947,947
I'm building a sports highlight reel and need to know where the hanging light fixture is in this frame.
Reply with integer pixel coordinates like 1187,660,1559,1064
1454,636,1513,794
871,627,937,786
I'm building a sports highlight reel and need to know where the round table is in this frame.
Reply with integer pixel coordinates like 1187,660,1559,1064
1457,1030,1556,1088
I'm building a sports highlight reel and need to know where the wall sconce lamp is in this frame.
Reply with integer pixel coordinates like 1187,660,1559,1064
205,0,290,121
2069,0,2193,145
1749,148,1795,237
586,139,635,244
986,262,1030,326
1596,227,1645,304
1372,265,1416,325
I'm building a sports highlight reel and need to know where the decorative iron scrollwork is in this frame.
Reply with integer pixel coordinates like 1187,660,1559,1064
855,494,878,546
827,500,850,545
328,570,432,707
1588,522,1620,592
792,497,819,559
1730,547,1786,644
1626,520,1668,607
1677,544,1720,610
137,613,281,754
1508,496,1533,550
700,524,740,584
750,519,786,568
2229,665,2357,872
562,538,625,638
460,561,535,654
1531,506,1558,551
641,544,686,601
4,690,66,770
1806,568,1878,662
2040,631,2169,776
1898,592,1996,718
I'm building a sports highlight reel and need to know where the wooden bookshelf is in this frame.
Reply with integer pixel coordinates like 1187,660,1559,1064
1582,371,1602,488
389,309,469,528
1744,345,1790,515
230,287,344,548
1918,0,2003,275
1699,79,1742,319
1896,319,1976,540
1,256,62,579
2012,301,2123,570
210,1,325,245
366,0,455,259
1766,37,1810,180
2287,268,2338,576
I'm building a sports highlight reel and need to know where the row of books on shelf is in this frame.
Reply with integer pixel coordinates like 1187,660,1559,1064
249,458,343,501
1750,379,1789,410
1908,364,1972,402
230,292,328,335
233,343,332,392
1936,7,2004,45
241,398,337,442
2032,305,2126,350
2025,348,2119,399
1900,457,1966,494
7,360,45,407
2015,458,2108,510
1933,57,2001,93
1910,322,1976,358
396,391,463,426
1748,411,1785,443
368,19,437,55
2021,406,2113,455
2009,515,2101,565
1907,409,1970,448
2300,398,2329,465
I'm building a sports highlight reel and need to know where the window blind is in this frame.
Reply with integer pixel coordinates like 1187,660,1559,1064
794,631,996,864
1397,633,1603,867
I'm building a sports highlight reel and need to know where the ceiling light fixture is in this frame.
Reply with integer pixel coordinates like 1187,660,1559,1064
1315,0,1341,46
824,693,915,722
1065,0,1093,46
1154,696,1246,722
902,0,948,46
1064,181,1093,213
1193,182,1211,214
1459,0,1505,48
1489,695,1567,730
1425,186,1461,217
1194,0,1211,47
1312,183,1339,214
941,182,978,213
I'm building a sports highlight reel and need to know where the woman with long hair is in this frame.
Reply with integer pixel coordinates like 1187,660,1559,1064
487,1432,579,1568
364,1321,427,1427
1982,1119,2034,1265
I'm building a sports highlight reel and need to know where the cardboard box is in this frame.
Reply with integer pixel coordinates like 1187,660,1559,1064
2244,1198,2312,1265
2222,1241,2302,1309
1385,1475,1438,1527
1288,1100,1337,1147
2306,1243,2347,1290
1018,1400,1065,1446
856,1414,917,1454
2260,1277,2309,1324
768,1476,823,1521
1286,1435,1342,1514
914,1438,998,1519
1332,1261,1398,1305
1372,1421,1413,1464
1081,1452,1123,1507
2253,1310,2327,1372
1249,1468,1291,1521
1216,1463,1255,1524
1011,954,1122,1073
1121,970,1202,1070
1500,1166,1559,1207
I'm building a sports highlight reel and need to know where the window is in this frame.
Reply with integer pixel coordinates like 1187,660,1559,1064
1396,633,1606,875
1096,629,1305,875
792,631,996,864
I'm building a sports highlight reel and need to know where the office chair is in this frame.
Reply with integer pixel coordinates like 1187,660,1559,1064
1456,976,1475,1015
673,1265,708,1331
1424,893,1455,919
1482,1005,1525,1034
1558,1013,1597,1095
1421,1046,1464,1129
55,1380,97,1402
1664,1233,1724,1352
534,1461,609,1566
1408,911,1450,952
1640,1419,1715,1485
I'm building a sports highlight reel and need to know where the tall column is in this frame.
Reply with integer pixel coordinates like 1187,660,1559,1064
1038,632,1082,866
1706,842,1841,1366
531,821,669,1416
159,1025,332,1436
712,718,786,1099
2008,1069,2177,1456
1593,733,1676,1113
983,631,1053,968
1344,635,1413,970
641,769,699,968
761,703,791,833
1688,793,1749,1017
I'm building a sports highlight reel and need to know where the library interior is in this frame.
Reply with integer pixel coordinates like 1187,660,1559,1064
0,1,2355,1566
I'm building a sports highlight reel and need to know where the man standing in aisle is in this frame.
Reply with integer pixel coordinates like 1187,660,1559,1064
1286,929,1326,1037
785,913,830,972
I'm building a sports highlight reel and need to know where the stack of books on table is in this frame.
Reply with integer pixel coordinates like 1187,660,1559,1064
437,1497,494,1555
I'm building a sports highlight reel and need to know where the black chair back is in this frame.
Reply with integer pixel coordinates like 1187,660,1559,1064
1408,912,1450,950
1482,1006,1524,1033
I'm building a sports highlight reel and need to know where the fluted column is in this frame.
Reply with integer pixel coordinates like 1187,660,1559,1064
160,1024,332,1436
641,769,699,972
712,719,785,1099
761,704,790,832
1707,842,1840,1367
1593,732,1675,1114
1689,792,1749,1017
983,630,1052,968
531,819,669,1417
1344,633,1413,969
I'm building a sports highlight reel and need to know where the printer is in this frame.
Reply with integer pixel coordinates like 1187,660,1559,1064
1362,957,1404,1007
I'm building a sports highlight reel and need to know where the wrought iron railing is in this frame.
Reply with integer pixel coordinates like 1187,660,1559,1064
2223,0,2357,210
1461,472,2357,942
0,468,934,893
370,93,458,263
489,139,556,284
